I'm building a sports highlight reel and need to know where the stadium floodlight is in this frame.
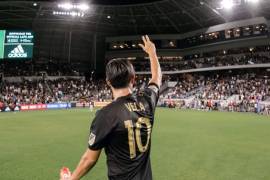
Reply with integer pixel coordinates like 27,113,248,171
53,11,85,17
58,3,89,11
58,3,73,10
70,11,77,17
220,0,234,9
77,4,89,11
246,0,259,3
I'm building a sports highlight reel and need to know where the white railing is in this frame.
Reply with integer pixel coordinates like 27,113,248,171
3,76,85,82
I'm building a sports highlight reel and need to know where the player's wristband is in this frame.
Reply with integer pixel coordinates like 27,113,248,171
148,82,160,90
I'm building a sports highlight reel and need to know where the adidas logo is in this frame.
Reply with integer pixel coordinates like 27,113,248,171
8,44,27,58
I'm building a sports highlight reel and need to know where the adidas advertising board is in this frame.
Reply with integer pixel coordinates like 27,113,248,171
4,44,33,58
0,30,34,59
8,44,27,58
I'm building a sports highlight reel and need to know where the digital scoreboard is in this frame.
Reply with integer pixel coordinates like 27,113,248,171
0,30,34,59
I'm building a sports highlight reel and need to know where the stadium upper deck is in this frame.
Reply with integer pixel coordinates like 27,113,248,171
0,0,270,74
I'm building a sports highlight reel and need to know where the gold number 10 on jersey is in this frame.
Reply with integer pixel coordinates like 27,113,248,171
124,117,152,159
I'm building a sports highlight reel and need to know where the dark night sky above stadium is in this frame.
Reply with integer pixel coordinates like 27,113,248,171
34,0,162,5
91,0,162,5
58,0,161,5
5,0,162,5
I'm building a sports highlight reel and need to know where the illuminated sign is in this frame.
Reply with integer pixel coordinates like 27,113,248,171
0,30,34,59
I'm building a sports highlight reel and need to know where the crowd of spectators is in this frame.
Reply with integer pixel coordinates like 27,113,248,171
162,72,270,115
0,61,82,77
167,73,269,100
1,71,269,115
133,48,270,72
1,47,269,77
0,79,111,107
1,50,270,116
0,75,152,108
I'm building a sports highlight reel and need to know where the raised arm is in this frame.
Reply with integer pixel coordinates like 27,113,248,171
139,35,162,88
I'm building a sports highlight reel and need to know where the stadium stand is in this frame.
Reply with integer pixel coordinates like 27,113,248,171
161,71,270,114
1,69,269,115
0,3,270,116
132,46,270,72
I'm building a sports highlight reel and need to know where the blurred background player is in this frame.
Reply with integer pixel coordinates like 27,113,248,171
89,101,94,112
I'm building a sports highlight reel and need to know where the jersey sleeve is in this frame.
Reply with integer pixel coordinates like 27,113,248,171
88,109,116,150
142,82,160,111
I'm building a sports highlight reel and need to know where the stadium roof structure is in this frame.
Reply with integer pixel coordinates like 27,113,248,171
0,0,270,35
0,0,269,70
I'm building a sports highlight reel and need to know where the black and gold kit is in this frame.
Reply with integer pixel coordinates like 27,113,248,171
88,83,159,180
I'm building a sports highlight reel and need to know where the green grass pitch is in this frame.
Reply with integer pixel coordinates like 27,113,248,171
0,108,270,180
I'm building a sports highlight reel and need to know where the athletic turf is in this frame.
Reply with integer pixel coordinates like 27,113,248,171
0,108,270,180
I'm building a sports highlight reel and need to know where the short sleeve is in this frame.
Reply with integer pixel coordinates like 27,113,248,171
88,109,115,150
142,82,160,111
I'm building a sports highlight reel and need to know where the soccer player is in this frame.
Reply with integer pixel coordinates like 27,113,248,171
60,35,162,180
89,100,94,112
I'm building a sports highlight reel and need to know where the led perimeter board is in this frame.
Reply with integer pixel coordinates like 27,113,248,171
0,30,4,59
0,30,34,59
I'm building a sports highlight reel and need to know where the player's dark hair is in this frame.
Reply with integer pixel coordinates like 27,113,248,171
106,59,135,89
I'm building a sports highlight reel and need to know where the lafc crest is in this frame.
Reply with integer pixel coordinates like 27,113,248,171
88,132,96,146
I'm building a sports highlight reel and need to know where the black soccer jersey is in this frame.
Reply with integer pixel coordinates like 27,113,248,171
88,83,159,180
